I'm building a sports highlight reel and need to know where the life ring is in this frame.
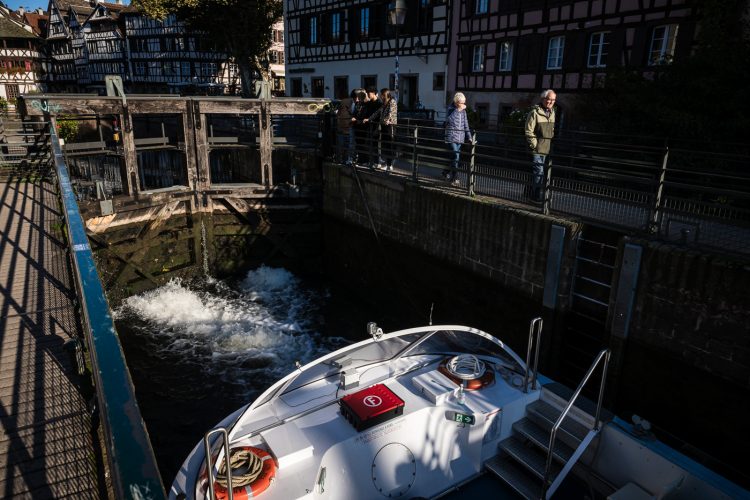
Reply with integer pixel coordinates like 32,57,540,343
438,359,495,391
214,446,277,499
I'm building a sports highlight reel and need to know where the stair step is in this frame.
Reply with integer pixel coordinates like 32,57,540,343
527,400,590,443
486,453,543,500
500,435,562,481
513,418,575,463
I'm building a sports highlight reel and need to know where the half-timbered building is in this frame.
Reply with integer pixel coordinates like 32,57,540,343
285,0,452,111
0,6,45,102
450,0,698,127
42,1,284,96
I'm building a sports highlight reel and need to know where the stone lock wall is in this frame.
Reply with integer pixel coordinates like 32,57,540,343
322,162,581,313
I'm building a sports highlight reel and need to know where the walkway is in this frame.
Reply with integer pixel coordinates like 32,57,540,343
0,179,102,498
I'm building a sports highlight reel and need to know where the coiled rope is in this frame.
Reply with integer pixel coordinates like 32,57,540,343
216,448,264,488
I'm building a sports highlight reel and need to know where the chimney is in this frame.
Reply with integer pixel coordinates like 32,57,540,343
18,7,25,15
37,8,44,15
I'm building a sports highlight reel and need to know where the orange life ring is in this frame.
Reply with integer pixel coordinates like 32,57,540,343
438,360,495,391
214,446,277,500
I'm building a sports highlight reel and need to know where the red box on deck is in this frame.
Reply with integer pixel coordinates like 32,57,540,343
340,384,405,432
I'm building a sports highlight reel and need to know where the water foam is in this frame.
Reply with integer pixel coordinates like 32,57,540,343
117,266,338,395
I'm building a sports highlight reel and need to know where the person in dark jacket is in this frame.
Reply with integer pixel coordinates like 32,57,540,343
337,90,355,165
444,92,472,186
351,89,367,165
524,89,556,202
365,88,398,171
362,87,381,168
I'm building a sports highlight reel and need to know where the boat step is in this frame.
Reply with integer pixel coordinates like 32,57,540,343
486,453,543,500
500,435,563,482
527,400,590,443
513,418,575,463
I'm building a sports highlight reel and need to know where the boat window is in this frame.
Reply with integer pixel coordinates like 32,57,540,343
279,332,426,396
399,329,523,371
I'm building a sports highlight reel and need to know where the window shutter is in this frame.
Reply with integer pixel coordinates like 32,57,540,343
630,26,649,66
348,8,359,42
461,45,471,73
607,29,625,67
372,4,385,38
301,16,310,47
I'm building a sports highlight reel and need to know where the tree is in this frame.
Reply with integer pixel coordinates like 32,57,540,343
133,0,282,97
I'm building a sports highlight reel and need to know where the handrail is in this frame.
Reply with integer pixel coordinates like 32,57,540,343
49,118,166,499
523,317,543,392
204,427,233,500
541,348,611,499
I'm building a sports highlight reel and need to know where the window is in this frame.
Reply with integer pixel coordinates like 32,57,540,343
309,16,318,45
331,12,341,41
147,38,160,52
498,41,513,71
547,36,565,69
475,0,488,15
649,24,678,65
417,0,431,32
362,75,377,89
588,32,610,68
472,45,484,72
433,72,445,91
135,62,147,75
476,103,489,128
311,77,324,98
360,7,370,38
291,78,302,97
181,61,191,77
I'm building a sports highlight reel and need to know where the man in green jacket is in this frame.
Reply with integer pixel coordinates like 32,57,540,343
524,90,556,202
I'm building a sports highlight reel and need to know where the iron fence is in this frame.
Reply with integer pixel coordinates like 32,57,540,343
334,119,750,257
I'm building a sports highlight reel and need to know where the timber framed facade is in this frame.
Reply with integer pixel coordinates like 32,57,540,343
43,0,286,96
285,0,453,112
0,6,45,101
449,0,698,127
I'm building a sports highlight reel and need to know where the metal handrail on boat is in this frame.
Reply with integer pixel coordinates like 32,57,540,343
523,317,543,392
204,427,233,500
541,348,611,499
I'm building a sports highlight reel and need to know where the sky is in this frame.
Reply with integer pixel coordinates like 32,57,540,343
3,1,130,11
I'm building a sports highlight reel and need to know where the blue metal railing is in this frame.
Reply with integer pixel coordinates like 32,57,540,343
50,120,166,499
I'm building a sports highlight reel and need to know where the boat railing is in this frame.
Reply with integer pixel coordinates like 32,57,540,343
523,317,543,392
204,427,233,500
541,348,611,499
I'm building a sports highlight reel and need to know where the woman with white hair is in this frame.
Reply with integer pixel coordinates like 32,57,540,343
443,92,472,186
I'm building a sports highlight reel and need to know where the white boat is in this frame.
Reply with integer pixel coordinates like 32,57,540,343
169,320,748,499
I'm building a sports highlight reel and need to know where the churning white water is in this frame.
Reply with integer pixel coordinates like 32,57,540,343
116,266,341,396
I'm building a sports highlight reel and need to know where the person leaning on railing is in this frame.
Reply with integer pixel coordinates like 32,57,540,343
444,92,472,186
524,89,556,202
364,88,398,172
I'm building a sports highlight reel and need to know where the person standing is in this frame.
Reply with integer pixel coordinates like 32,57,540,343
336,90,355,165
524,89,556,202
363,87,381,168
444,92,472,186
365,88,398,172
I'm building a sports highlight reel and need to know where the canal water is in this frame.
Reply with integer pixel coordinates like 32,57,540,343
114,217,748,489
114,217,541,486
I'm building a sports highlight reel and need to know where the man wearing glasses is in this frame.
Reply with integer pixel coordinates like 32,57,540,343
524,90,556,202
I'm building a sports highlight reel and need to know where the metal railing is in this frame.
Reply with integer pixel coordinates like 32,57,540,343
332,119,750,257
540,348,611,499
204,427,232,500
523,317,543,393
50,118,166,499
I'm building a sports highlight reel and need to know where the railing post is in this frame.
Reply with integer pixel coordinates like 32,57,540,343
411,125,419,182
543,155,552,215
650,146,669,234
468,132,477,196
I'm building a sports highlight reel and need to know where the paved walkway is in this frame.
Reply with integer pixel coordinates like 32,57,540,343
0,180,102,498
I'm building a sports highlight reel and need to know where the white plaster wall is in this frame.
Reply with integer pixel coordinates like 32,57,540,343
286,53,449,112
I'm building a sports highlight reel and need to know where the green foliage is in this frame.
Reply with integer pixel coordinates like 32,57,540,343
56,116,80,143
132,0,283,97
575,0,750,144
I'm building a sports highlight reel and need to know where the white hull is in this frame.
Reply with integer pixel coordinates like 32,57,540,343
170,325,748,500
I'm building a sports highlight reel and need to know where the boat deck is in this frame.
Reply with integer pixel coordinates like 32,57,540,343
0,180,103,498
